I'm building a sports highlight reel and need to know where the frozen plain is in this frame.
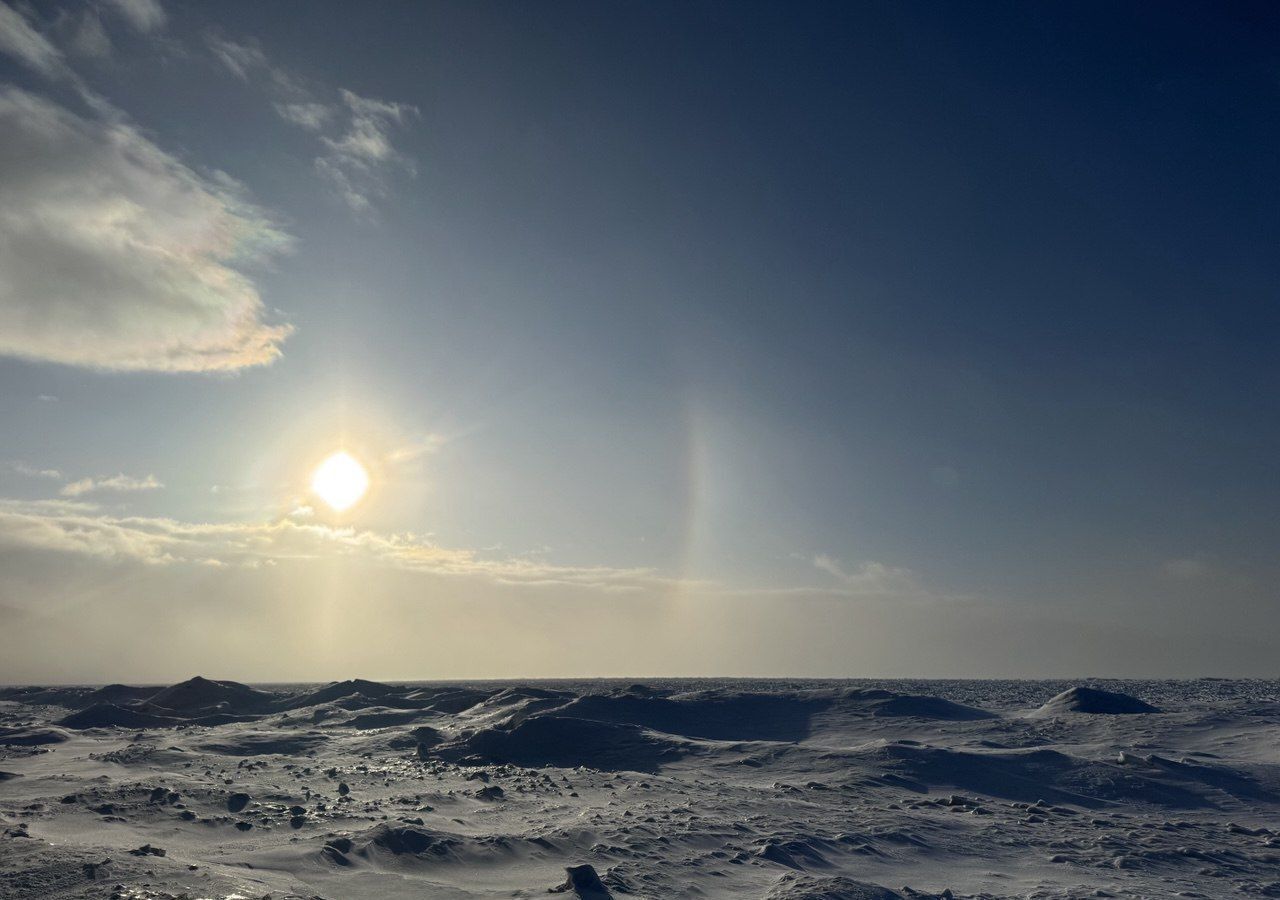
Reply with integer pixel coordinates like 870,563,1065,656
2,677,1279,900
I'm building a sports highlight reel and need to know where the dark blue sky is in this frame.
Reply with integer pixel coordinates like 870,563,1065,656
0,1,1277,678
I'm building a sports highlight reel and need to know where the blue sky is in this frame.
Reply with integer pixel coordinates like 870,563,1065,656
0,1,1276,681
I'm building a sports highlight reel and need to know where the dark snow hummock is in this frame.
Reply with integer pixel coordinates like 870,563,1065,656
59,703,180,730
352,823,460,860
79,684,158,708
282,678,401,709
1034,686,1160,715
0,726,70,746
841,689,996,720
194,730,328,756
144,676,277,715
765,873,902,900
434,715,688,772
552,691,828,741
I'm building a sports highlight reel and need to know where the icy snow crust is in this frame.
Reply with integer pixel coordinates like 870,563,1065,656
2,677,1279,899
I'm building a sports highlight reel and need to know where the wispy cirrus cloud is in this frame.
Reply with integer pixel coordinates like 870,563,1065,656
0,87,294,372
60,473,162,498
63,8,112,60
0,0,70,77
206,34,283,85
103,0,166,34
315,89,418,215
205,32,417,215
274,100,332,131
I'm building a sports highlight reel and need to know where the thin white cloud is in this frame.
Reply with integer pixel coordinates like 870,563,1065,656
274,101,332,131
103,0,166,33
205,33,309,102
0,500,676,591
812,554,920,594
206,33,270,82
205,32,416,215
0,500,956,608
0,0,67,77
386,433,449,465
0,87,293,372
60,473,162,497
9,462,63,480
65,8,112,59
316,89,418,215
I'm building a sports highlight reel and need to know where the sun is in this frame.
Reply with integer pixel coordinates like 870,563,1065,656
311,451,369,511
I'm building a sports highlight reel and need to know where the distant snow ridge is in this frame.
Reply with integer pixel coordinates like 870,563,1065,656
841,688,996,720
1034,686,1161,715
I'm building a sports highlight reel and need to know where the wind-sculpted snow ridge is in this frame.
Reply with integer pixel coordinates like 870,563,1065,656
59,703,182,730
436,714,694,772
766,873,903,899
3,678,1280,899
1031,685,1161,715
837,688,997,721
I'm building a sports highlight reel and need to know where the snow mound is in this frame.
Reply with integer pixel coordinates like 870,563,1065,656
436,715,689,772
411,687,494,714
280,678,398,709
841,689,995,720
456,687,575,728
357,823,461,859
868,742,1205,808
755,836,833,869
0,726,69,746
79,684,158,707
1034,686,1160,715
145,676,277,715
337,708,434,730
766,873,902,900
554,690,828,741
59,704,179,730
194,730,327,756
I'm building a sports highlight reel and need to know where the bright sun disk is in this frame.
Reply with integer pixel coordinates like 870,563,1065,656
311,451,369,511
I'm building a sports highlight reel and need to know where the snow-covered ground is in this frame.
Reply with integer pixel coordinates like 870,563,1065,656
2,678,1278,899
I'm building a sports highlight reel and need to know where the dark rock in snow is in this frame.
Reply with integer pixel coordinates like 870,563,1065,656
552,864,612,898
126,844,165,857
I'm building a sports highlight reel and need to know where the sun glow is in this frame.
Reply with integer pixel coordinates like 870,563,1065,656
311,451,369,511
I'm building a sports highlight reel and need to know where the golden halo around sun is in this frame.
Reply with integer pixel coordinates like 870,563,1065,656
311,451,369,511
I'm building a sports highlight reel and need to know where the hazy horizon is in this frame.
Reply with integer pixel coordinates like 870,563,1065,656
2,1,1278,683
